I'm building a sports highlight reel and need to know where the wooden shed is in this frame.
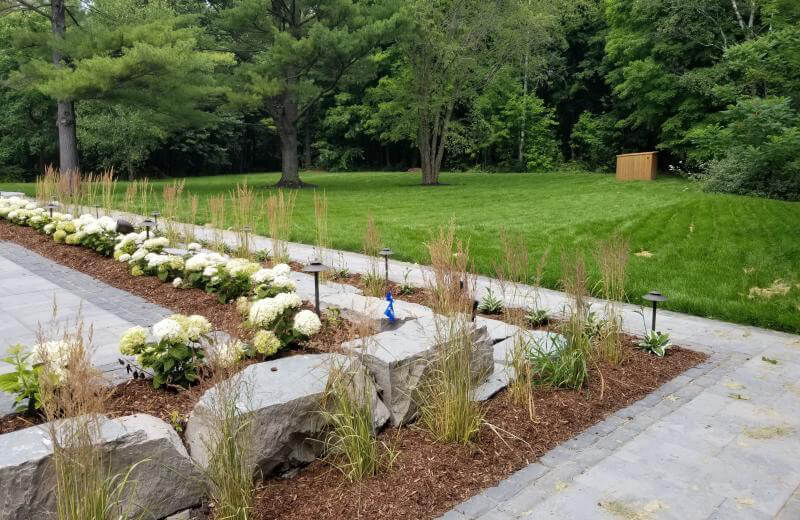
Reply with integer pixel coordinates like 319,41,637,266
616,151,658,181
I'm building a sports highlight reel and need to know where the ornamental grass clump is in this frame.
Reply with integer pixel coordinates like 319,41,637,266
416,314,484,445
361,213,385,297
199,368,256,520
119,314,212,389
266,190,296,263
321,350,396,482
425,220,475,316
231,182,256,259
594,234,629,365
35,312,143,520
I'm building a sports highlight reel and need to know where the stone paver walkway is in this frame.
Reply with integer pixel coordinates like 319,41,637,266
0,241,170,413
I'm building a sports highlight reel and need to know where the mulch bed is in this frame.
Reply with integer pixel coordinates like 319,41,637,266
253,341,705,520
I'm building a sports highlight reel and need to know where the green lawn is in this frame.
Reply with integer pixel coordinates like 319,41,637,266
3,170,800,333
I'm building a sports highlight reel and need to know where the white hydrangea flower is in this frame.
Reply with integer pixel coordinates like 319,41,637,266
273,291,302,311
186,315,211,341
272,263,291,277
293,309,322,337
251,268,275,284
253,329,281,356
82,223,103,235
119,326,148,356
131,248,148,262
172,277,183,288
152,318,187,343
143,237,169,251
119,253,131,263
249,298,282,327
271,275,296,290
203,266,218,277
97,216,117,232
43,223,56,234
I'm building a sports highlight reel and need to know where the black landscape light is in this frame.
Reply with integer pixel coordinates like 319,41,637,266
94,204,101,218
302,260,330,316
142,218,155,239
643,290,667,331
46,200,58,219
151,211,161,227
379,247,393,283
116,219,134,234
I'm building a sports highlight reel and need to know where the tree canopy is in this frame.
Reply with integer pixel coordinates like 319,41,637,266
0,0,798,198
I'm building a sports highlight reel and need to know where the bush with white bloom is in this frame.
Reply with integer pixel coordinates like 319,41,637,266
247,291,320,356
143,236,169,252
293,309,322,337
119,314,211,389
252,329,281,357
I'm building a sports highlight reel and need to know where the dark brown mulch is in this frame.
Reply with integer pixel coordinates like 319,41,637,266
0,220,246,340
253,343,705,520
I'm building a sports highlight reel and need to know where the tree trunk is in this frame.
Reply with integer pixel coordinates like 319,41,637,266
50,0,80,183
273,91,309,188
302,117,312,169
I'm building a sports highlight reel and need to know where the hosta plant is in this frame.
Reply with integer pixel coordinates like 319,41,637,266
525,308,550,327
637,330,672,357
477,288,504,314
119,314,212,389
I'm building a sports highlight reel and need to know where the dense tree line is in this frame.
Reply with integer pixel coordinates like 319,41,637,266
1,0,798,198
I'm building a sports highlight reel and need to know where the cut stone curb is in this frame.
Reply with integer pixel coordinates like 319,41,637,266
0,413,203,520
341,315,493,425
184,353,389,478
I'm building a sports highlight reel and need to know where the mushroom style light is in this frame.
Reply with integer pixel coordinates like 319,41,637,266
94,204,101,218
302,260,331,316
151,211,161,227
142,218,155,239
642,290,667,331
46,201,58,219
379,248,393,283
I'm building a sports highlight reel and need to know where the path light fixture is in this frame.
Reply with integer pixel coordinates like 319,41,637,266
643,290,667,331
46,201,58,219
379,247,393,283
302,260,330,316
151,211,161,227
142,218,155,239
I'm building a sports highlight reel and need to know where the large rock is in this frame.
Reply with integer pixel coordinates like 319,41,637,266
184,353,389,478
0,414,203,520
320,292,433,329
474,316,523,342
341,315,493,426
